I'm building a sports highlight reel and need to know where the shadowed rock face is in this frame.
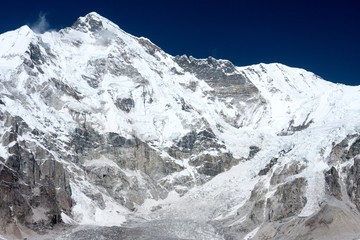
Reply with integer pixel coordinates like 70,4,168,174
190,152,238,176
327,134,360,209
174,55,260,99
267,177,307,221
115,98,135,113
28,43,45,65
0,113,72,233
347,156,360,211
176,129,220,154
329,134,360,163
258,157,278,176
325,166,342,200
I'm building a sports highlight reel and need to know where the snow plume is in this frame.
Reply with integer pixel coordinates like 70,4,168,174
97,29,116,46
30,12,50,33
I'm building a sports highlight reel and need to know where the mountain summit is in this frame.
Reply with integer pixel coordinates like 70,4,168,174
0,12,360,240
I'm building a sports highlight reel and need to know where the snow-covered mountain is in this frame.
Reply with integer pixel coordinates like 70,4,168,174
0,12,360,240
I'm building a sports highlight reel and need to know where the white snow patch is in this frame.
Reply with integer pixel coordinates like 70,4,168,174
60,212,78,225
228,215,247,227
70,182,128,226
83,156,121,170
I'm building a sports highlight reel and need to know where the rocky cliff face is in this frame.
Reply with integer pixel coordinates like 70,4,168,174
0,12,360,240
0,112,71,236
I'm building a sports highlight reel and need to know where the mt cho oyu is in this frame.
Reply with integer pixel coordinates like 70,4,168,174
0,12,359,240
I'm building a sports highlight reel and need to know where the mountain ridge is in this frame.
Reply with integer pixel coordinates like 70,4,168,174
0,12,360,240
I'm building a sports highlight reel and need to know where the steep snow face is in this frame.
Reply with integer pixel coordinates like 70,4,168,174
0,25,34,57
239,63,360,133
0,12,360,240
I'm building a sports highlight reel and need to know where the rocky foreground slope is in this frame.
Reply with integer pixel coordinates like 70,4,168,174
0,12,360,240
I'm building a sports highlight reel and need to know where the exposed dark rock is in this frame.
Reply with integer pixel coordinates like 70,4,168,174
248,146,261,159
329,134,359,164
70,128,185,210
348,137,360,159
270,161,305,185
176,128,220,154
346,156,360,211
278,113,314,136
0,181,32,229
190,152,239,176
87,58,107,78
71,128,181,181
86,18,103,32
115,98,135,113
170,128,241,177
71,127,102,155
174,55,258,99
106,132,128,147
0,112,73,232
82,75,100,88
3,114,30,136
28,43,45,65
329,137,350,162
0,158,69,232
177,130,197,153
267,177,307,221
325,167,342,200
174,55,237,81
326,150,360,227
50,78,83,101
179,97,193,112
0,164,19,183
36,66,44,74
41,160,72,213
249,200,266,224
258,157,278,176
83,142,172,210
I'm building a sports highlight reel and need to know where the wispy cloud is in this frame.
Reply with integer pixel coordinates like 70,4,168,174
30,12,50,33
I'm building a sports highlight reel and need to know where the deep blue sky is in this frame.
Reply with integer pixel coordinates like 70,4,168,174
1,0,359,85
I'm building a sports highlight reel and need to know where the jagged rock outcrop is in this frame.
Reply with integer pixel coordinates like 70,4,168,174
347,156,360,211
270,161,305,185
267,177,307,221
329,134,360,163
0,113,72,235
278,113,314,136
325,166,342,200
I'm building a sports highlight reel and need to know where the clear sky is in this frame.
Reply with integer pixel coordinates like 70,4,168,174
1,0,359,85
